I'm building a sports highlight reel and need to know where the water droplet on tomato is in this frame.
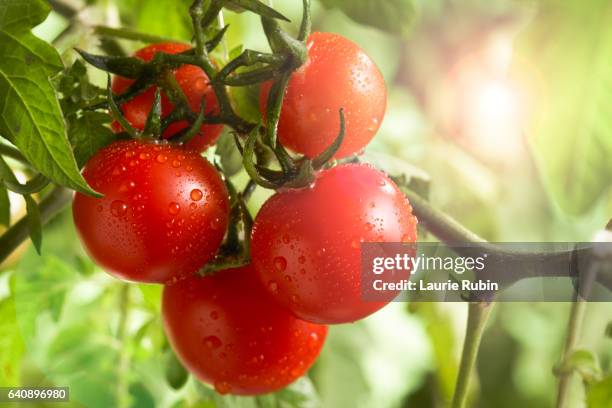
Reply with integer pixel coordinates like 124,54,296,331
168,202,180,215
172,159,181,168
139,152,150,160
268,281,278,293
156,154,167,163
110,200,127,217
204,335,222,349
190,189,203,201
210,217,221,230
194,77,207,91
273,256,287,272
214,381,231,395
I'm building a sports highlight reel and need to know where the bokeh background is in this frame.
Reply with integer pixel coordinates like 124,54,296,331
1,0,611,407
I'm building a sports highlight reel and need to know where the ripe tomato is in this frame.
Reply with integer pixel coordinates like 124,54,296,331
260,32,387,159
251,164,417,324
162,265,327,395
72,140,229,283
112,42,222,152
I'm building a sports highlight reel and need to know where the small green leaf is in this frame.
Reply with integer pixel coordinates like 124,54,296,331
587,375,612,408
56,60,105,117
75,49,147,79
556,349,602,382
0,0,98,196
215,131,243,177
164,348,189,390
69,112,117,168
0,183,9,227
320,0,415,35
24,194,41,254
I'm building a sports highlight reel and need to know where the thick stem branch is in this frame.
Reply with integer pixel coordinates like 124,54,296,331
0,187,72,265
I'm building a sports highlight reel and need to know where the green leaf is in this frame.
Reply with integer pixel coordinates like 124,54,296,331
514,0,612,215
0,0,98,196
75,49,147,79
0,183,9,227
587,375,612,408
0,295,25,386
164,348,189,390
319,0,415,36
0,0,50,32
24,194,41,254
215,130,243,177
557,349,602,382
69,112,117,168
57,60,105,116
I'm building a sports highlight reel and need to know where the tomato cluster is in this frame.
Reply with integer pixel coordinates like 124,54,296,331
73,34,417,396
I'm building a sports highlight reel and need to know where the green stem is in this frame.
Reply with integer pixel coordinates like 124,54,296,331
0,143,30,167
451,302,493,408
116,284,132,408
93,26,176,44
189,0,253,134
555,262,597,408
555,299,586,408
0,187,71,265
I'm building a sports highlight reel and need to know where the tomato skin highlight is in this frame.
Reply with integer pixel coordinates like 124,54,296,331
260,32,387,159
112,42,223,152
162,265,328,395
72,140,229,283
251,164,418,324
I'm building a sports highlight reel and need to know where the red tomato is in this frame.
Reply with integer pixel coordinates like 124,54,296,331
260,32,387,159
112,42,223,152
72,140,229,283
251,164,417,324
162,265,327,395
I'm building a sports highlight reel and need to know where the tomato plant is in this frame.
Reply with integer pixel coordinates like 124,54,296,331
163,264,327,395
72,140,229,283
260,32,387,159
112,42,223,152
251,164,418,324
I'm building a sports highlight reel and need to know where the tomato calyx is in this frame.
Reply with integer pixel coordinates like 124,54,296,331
239,109,346,190
198,173,255,276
